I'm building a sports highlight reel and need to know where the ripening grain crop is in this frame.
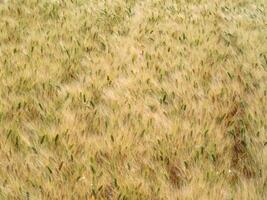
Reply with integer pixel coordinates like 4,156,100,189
0,0,267,199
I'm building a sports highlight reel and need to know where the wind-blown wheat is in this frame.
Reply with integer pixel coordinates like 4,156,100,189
0,0,266,199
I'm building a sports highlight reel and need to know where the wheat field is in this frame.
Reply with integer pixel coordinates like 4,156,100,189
0,0,267,199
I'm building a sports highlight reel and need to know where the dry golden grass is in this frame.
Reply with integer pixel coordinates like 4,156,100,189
0,0,267,199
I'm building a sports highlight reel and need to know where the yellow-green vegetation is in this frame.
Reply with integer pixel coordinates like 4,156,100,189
0,0,267,199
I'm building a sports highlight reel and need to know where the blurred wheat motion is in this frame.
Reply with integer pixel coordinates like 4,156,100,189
0,0,266,199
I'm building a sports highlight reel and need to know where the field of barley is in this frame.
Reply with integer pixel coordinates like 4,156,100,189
0,0,267,199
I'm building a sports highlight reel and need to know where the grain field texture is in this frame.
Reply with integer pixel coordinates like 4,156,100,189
0,0,267,199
